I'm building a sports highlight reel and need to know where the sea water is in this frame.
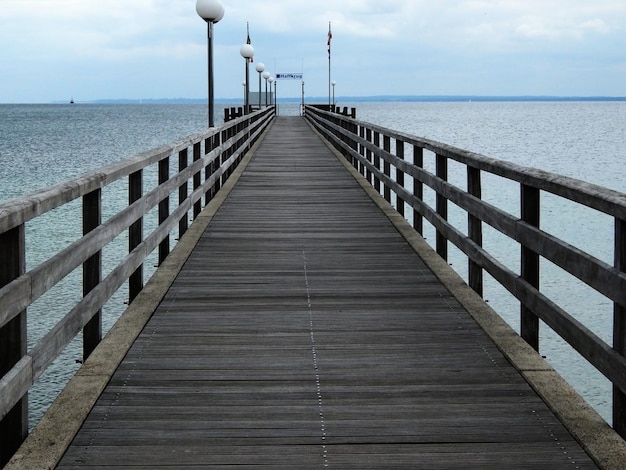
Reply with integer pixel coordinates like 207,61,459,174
1,101,623,427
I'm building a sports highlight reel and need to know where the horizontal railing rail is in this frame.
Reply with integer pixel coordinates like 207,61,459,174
0,106,275,464
304,104,626,439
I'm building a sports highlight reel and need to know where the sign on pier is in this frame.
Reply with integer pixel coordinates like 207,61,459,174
275,73,303,80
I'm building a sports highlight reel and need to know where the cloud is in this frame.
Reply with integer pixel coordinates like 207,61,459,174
2,0,196,59
224,0,417,37
514,16,612,41
0,0,625,101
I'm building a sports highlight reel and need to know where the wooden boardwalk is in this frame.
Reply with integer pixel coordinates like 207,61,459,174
56,117,598,469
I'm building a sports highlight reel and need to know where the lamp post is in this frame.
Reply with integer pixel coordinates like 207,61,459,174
301,80,305,116
196,0,224,128
255,62,265,109
268,76,274,108
240,43,254,114
262,71,270,106
331,80,336,110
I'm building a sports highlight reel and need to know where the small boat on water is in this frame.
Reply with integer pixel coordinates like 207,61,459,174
70,98,74,104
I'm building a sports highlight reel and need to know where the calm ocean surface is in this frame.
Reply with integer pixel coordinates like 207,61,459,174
0,101,624,428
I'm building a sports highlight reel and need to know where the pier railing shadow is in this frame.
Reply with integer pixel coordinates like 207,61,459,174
0,106,275,465
305,104,626,440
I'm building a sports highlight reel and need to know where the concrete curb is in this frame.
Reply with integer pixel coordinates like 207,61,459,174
6,121,274,470
307,118,626,470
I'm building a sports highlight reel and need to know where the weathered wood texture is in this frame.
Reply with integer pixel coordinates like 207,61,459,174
0,108,275,462
0,225,27,466
305,105,626,435
57,118,597,469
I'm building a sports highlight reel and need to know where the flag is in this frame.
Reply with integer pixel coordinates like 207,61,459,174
327,23,332,56
247,22,254,62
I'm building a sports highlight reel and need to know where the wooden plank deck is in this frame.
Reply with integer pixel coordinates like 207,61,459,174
56,117,598,469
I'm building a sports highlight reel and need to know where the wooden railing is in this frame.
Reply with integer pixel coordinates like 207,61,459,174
305,104,626,439
0,107,275,465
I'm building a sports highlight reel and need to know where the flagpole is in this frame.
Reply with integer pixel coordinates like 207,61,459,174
328,22,332,108
240,22,254,115
246,23,251,113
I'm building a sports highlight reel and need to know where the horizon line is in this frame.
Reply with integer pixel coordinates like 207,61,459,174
5,94,626,105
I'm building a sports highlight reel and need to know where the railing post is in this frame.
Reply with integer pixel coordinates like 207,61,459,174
341,117,350,165
225,123,233,176
396,140,405,218
467,167,483,296
339,117,348,161
413,145,424,235
359,125,366,176
179,148,189,238
241,117,248,164
204,137,214,205
350,119,359,170
383,135,391,203
436,154,448,261
614,217,626,437
193,142,202,219
222,126,231,181
129,170,143,302
365,128,373,185
521,184,540,351
333,114,341,153
213,134,222,195
0,225,27,467
158,157,170,265
244,115,251,156
373,132,381,193
83,189,102,359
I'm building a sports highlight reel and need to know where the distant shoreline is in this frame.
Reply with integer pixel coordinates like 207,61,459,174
44,95,626,105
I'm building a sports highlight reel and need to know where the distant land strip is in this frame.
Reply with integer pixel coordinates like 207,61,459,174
54,95,626,104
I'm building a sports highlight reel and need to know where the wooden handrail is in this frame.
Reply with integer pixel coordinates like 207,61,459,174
0,107,274,465
305,104,626,439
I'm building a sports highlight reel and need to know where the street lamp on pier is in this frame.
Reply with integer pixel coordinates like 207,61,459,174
268,76,274,108
196,0,224,128
262,71,270,106
255,62,265,109
240,43,254,114
331,80,336,109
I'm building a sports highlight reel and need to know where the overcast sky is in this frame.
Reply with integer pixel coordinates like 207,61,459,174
1,0,625,103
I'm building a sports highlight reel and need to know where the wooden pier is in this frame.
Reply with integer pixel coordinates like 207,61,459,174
21,118,599,468
4,110,626,468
